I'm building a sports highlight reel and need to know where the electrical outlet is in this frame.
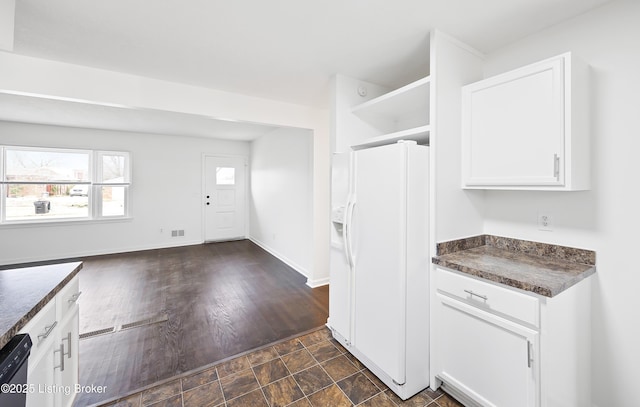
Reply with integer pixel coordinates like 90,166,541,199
538,212,553,231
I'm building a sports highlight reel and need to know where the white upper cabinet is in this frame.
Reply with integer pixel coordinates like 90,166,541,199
461,53,589,190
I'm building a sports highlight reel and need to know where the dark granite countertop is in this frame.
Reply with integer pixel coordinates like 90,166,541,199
0,262,82,349
432,235,596,297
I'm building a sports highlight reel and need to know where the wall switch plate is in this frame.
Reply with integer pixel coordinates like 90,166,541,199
538,212,553,231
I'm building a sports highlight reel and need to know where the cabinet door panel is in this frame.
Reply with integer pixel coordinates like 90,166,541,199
462,56,565,187
436,294,538,407
26,341,56,407
57,307,79,407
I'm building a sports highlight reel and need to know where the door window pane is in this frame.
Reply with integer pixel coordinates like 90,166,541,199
216,167,235,185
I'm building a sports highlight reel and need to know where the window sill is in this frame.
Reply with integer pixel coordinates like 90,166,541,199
0,217,133,229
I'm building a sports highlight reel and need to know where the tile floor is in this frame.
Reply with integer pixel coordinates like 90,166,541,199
95,327,463,407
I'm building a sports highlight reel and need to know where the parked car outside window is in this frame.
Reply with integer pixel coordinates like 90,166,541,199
69,184,89,197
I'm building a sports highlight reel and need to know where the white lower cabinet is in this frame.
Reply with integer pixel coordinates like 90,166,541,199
19,275,81,407
56,306,79,407
24,325,56,407
436,294,538,407
433,267,591,407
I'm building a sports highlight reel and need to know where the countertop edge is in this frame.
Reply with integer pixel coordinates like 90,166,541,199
0,262,82,349
433,256,596,297
432,235,597,298
436,234,596,265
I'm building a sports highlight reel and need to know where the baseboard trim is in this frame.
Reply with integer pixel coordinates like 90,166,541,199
437,375,483,407
306,276,329,288
0,240,203,267
248,237,310,280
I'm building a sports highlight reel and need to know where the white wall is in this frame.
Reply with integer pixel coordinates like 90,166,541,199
249,127,314,282
0,0,15,51
330,74,393,153
430,31,486,245
476,2,640,405
0,120,250,265
0,52,330,284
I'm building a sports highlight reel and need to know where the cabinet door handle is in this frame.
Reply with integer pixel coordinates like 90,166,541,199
553,153,560,180
464,289,488,301
37,321,58,342
527,340,534,368
62,331,72,359
68,291,82,303
54,344,65,371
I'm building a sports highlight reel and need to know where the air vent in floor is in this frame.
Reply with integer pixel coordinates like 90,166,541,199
120,313,169,330
79,327,115,339
79,313,170,339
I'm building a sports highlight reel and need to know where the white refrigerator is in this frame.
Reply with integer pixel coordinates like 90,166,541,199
328,140,430,400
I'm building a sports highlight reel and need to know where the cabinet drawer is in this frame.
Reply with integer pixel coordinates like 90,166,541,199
19,298,57,352
57,275,81,319
436,267,539,327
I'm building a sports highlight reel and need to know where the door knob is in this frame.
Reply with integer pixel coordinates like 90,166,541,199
206,202,210,205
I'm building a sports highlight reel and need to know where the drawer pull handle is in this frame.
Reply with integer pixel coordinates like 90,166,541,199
54,344,65,371
62,331,72,359
37,321,58,342
68,291,82,303
464,289,488,301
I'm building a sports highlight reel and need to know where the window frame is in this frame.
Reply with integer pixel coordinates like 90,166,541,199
0,145,131,225
94,151,131,219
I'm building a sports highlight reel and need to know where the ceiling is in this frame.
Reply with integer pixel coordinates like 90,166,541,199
2,0,614,140
0,91,280,141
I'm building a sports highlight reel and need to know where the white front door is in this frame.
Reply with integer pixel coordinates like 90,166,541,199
204,155,247,242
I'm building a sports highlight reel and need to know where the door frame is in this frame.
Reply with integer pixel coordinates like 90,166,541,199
201,153,250,243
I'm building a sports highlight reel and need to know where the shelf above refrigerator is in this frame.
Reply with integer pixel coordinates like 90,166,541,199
351,76,431,121
351,125,430,150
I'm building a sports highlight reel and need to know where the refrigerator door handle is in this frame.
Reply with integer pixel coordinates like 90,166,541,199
344,197,356,268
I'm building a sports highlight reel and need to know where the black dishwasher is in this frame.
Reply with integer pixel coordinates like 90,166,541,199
0,334,33,407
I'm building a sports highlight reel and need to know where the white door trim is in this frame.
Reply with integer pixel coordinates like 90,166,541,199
201,153,250,243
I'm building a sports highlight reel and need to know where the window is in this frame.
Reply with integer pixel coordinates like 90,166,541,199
216,167,235,185
96,152,130,218
0,146,131,224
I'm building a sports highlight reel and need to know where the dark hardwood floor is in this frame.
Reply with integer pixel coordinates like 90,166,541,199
75,240,329,406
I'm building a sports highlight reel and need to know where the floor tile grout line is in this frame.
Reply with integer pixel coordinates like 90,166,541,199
229,341,305,405
298,333,372,406
288,358,335,399
279,350,315,406
271,333,353,406
215,366,228,407
249,358,272,407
